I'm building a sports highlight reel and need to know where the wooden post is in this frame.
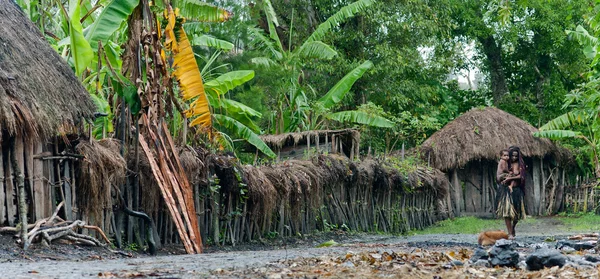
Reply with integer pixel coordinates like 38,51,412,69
0,147,5,225
307,133,311,157
532,158,541,215
331,135,336,153
539,159,546,216
25,140,34,221
63,161,73,220
11,138,28,248
452,169,462,215
5,147,15,226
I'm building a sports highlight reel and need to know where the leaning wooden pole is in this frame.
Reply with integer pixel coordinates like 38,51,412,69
10,137,28,249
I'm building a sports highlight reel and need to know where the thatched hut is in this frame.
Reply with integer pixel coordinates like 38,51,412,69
420,107,572,217
256,129,360,160
0,0,95,226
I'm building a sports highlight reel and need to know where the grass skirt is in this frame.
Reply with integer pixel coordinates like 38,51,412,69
496,184,525,220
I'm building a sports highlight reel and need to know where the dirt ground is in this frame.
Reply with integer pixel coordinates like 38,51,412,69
0,217,598,278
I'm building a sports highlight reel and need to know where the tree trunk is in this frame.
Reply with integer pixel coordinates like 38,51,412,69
479,35,508,104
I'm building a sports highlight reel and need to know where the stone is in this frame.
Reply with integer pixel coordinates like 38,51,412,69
469,248,489,262
584,255,600,263
530,243,549,250
340,261,355,268
450,260,463,266
472,260,490,267
526,249,567,271
556,240,595,251
494,239,516,249
489,243,519,267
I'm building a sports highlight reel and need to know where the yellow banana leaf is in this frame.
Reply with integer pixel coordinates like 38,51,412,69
170,26,211,129
164,7,178,52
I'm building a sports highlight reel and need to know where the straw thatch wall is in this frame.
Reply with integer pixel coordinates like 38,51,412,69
420,107,575,217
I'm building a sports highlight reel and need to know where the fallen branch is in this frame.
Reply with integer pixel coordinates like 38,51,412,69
0,201,110,249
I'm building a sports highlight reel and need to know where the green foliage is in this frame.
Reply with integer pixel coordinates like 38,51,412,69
214,114,276,158
84,0,138,49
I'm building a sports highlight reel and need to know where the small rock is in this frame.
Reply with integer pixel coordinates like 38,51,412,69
370,253,382,260
489,244,519,267
450,260,463,266
556,240,595,251
470,248,489,262
526,249,567,271
494,239,516,249
340,261,355,268
530,243,549,250
584,255,600,263
559,246,576,254
472,259,490,267
518,260,527,270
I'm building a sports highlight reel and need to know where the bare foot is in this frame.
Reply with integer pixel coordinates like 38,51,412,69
508,235,515,240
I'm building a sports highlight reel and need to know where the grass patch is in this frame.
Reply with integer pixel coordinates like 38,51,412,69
409,216,538,235
556,213,600,232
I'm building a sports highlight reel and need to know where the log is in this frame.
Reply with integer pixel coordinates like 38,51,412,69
139,134,193,253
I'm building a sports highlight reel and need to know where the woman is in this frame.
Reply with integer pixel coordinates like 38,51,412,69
496,146,526,238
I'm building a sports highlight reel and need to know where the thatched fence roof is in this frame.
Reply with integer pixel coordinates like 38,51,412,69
420,107,565,171
0,0,94,139
258,129,360,150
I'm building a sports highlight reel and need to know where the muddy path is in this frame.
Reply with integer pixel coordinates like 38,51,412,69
0,217,597,278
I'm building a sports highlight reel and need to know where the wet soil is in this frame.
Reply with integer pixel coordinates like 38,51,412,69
0,217,597,278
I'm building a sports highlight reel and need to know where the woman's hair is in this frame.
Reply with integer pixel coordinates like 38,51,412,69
508,146,526,188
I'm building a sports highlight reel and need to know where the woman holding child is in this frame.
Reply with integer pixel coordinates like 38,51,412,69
496,146,527,239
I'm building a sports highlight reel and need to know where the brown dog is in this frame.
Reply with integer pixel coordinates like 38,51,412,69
477,230,509,246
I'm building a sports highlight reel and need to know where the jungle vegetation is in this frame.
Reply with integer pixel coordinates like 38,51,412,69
14,0,600,176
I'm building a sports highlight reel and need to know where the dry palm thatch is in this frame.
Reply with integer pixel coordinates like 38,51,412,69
420,107,562,171
76,139,126,220
179,146,204,186
258,129,360,150
0,0,94,139
242,166,277,217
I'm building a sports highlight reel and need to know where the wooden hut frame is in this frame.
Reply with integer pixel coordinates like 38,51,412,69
420,107,574,217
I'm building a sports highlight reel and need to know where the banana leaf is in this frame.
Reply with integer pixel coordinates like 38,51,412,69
533,130,583,140
84,0,138,49
214,114,275,158
328,110,394,128
317,60,373,109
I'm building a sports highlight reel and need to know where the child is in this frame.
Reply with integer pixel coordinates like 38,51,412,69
498,149,516,193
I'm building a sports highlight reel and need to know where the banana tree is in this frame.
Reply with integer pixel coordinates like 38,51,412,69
161,3,276,158
251,0,378,133
535,18,600,177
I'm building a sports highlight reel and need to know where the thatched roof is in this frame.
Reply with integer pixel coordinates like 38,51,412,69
258,129,360,150
420,107,564,171
0,0,94,139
